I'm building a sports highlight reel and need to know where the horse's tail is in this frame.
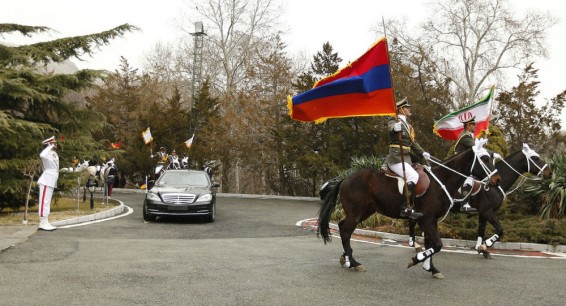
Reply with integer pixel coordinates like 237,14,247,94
317,179,343,244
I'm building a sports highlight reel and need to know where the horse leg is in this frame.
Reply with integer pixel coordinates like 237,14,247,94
480,210,504,259
475,214,490,258
338,217,366,272
408,219,423,252
421,235,443,279
408,219,444,279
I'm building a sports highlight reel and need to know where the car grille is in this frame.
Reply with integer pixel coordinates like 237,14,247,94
161,193,196,204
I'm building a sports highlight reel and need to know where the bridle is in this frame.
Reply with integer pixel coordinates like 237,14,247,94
427,142,498,190
498,144,549,195
425,139,499,222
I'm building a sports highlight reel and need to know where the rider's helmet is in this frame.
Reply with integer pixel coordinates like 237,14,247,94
160,147,166,151
171,150,177,154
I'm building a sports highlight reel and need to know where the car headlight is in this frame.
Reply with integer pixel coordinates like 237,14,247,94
195,193,213,203
146,192,161,202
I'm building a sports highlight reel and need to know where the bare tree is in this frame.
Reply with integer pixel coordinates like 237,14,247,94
381,0,558,108
181,0,282,96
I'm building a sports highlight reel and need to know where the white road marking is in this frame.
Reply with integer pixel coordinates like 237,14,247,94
58,205,134,229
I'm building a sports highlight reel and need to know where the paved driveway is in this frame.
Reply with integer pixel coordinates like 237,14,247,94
0,191,564,305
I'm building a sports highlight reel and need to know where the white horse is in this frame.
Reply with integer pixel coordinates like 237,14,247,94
60,160,89,173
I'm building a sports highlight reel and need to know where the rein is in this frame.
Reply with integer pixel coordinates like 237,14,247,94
427,152,497,188
498,151,548,195
425,148,496,223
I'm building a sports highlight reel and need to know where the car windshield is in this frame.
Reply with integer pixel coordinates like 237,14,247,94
158,172,209,187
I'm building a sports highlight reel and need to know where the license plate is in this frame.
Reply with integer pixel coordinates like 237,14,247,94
168,205,187,211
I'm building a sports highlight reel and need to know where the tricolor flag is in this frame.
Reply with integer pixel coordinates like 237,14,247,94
433,86,495,140
111,140,122,149
287,37,396,123
141,127,153,145
185,134,195,149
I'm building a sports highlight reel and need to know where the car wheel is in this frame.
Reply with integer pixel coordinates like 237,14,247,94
205,202,215,223
143,201,157,222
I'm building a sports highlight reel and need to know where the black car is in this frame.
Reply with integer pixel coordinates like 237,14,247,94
143,169,220,222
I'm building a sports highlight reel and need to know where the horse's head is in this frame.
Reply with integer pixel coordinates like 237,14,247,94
522,144,552,179
470,138,501,187
77,160,89,170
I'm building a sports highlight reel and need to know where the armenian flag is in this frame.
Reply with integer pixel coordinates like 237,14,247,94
287,38,395,123
433,86,495,140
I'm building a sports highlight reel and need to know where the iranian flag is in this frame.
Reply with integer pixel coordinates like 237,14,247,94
433,86,494,140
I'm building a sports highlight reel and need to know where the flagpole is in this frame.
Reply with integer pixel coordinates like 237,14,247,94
485,85,495,138
382,17,412,211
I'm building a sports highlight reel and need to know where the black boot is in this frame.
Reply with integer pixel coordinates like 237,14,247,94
460,184,477,212
400,182,423,220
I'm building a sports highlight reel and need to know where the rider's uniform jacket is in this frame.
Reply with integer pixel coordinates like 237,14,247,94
38,144,59,188
454,130,475,154
385,115,425,165
157,152,169,164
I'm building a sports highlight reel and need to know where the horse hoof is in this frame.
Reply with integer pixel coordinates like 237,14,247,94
483,252,493,259
339,255,346,266
354,265,366,272
432,273,445,279
407,257,418,269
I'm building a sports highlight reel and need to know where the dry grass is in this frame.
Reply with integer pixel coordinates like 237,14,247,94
0,197,119,225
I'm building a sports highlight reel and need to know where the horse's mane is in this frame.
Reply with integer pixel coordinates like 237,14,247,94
437,147,473,166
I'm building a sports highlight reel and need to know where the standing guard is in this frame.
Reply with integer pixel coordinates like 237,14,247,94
37,136,59,231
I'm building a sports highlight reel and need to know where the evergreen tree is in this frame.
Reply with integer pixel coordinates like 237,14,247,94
0,23,137,209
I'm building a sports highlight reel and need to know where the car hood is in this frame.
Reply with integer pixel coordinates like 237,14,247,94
150,186,212,194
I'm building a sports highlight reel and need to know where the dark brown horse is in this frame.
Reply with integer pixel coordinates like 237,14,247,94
409,144,552,258
317,140,501,278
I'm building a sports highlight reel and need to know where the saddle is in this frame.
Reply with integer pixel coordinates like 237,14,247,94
384,163,430,197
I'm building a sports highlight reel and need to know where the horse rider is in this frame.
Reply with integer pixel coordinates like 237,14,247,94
169,150,181,169
386,98,430,220
37,136,59,231
454,115,478,212
203,162,213,179
152,146,169,166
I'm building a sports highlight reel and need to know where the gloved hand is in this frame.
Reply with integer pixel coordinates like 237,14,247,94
423,152,431,160
393,122,402,132
492,153,502,160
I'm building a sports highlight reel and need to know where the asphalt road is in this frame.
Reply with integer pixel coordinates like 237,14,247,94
0,191,564,305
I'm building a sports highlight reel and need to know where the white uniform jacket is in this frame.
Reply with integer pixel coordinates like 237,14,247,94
37,144,59,188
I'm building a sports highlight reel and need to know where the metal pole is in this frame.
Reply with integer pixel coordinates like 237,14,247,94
382,17,411,210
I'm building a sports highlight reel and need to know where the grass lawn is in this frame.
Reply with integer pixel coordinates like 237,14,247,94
0,196,119,226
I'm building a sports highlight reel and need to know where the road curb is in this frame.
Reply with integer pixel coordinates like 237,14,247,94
51,201,125,227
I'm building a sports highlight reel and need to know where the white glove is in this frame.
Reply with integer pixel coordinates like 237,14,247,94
423,152,431,160
492,153,502,160
393,122,402,132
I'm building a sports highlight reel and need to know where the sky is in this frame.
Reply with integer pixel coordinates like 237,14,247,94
2,0,565,121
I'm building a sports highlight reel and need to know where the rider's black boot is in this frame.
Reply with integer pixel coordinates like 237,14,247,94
460,184,477,212
400,182,423,220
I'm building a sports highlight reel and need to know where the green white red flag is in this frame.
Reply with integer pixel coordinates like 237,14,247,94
433,86,495,140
